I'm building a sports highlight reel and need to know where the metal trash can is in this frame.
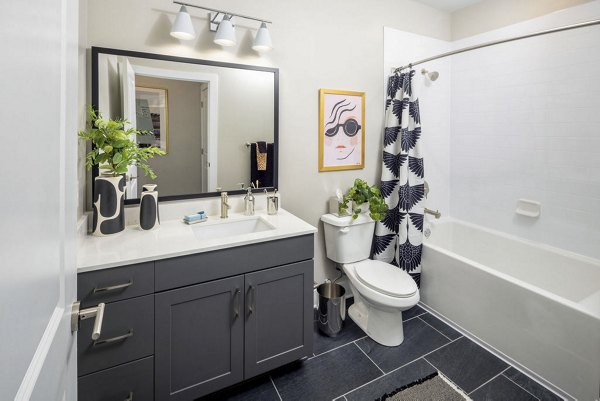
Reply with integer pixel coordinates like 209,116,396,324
317,282,346,337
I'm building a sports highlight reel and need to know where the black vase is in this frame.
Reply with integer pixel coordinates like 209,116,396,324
139,184,159,230
92,174,125,236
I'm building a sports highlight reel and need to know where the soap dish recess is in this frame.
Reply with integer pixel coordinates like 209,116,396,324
515,199,541,218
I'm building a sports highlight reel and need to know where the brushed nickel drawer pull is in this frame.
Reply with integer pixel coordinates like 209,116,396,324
233,288,241,319
93,280,133,294
247,285,256,315
124,391,133,401
92,329,134,346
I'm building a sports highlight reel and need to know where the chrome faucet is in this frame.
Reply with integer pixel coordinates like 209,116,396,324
220,192,230,218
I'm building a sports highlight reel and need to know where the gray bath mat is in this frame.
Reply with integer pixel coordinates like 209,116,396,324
377,371,471,401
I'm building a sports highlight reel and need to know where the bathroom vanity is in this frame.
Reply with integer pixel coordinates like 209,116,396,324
76,210,316,401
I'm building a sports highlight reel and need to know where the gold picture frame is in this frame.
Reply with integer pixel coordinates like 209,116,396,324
319,89,365,171
135,86,169,153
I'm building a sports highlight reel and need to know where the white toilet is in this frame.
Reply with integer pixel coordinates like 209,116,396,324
321,213,420,346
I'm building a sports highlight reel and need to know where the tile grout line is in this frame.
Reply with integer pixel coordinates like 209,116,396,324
501,373,542,401
308,338,364,360
340,336,464,398
269,375,283,401
417,316,453,341
403,312,428,323
353,342,385,375
466,367,511,396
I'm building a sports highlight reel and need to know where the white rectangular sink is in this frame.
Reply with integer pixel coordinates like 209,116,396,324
191,217,275,241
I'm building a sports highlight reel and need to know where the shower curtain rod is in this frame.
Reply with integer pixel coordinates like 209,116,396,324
393,18,600,73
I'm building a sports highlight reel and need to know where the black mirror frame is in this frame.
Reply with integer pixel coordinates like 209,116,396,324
91,46,279,205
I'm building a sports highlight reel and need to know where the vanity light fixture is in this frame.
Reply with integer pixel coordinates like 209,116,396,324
252,22,272,52
213,14,236,47
170,5,196,40
171,1,273,51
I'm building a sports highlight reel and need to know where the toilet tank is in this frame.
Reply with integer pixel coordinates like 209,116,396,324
321,213,376,263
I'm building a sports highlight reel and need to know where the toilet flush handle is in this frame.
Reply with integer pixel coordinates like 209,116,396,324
340,227,350,234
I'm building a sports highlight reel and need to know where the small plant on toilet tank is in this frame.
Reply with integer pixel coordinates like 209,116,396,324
339,178,388,220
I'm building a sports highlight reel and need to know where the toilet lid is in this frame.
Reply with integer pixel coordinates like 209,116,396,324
352,260,418,298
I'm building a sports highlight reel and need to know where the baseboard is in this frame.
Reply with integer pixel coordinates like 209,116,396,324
418,302,574,401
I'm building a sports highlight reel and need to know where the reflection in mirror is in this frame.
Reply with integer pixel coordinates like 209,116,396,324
93,48,278,203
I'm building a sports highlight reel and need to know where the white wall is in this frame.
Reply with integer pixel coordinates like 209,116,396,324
83,0,452,283
450,1,600,259
451,0,594,40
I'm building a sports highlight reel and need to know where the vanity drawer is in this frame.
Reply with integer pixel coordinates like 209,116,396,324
78,262,154,307
155,234,314,291
78,295,154,376
78,356,154,401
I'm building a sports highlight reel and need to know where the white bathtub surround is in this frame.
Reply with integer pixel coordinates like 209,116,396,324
373,68,426,287
385,1,600,260
421,218,600,401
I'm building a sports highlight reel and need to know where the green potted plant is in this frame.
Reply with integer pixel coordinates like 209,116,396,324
79,107,165,236
339,178,388,221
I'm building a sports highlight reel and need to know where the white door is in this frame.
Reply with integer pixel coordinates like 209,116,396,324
119,57,138,197
200,85,209,192
0,1,79,400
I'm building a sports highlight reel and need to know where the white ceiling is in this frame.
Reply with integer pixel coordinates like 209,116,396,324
412,0,485,13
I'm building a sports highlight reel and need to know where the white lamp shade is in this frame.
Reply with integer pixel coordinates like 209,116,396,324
252,22,272,52
170,6,195,40
214,17,236,47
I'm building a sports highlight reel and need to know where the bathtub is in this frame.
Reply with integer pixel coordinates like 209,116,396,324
420,219,600,401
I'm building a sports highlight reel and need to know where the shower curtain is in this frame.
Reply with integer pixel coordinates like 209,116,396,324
373,70,425,287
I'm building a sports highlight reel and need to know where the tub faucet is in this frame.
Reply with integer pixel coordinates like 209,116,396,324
424,207,441,219
220,192,230,218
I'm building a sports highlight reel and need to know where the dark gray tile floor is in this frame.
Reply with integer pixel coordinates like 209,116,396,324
199,303,563,401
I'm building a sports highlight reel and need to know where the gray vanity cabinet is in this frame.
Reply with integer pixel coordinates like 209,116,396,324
154,276,245,401
78,234,314,401
244,260,313,378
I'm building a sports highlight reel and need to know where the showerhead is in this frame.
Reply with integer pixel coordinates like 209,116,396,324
421,68,439,81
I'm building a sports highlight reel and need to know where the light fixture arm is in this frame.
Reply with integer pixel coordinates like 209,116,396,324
173,1,272,25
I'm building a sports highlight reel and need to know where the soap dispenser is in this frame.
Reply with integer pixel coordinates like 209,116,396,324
244,187,255,216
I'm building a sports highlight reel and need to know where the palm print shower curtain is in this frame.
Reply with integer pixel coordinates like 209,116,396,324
373,70,425,287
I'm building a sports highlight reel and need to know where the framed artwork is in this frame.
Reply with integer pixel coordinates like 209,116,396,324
319,89,365,171
135,86,168,152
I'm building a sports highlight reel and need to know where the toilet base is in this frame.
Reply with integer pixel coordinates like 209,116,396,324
348,301,405,347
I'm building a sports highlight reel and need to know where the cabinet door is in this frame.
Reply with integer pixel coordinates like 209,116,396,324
155,276,244,401
244,260,314,378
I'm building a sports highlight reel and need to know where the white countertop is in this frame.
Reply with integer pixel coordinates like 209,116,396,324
77,208,317,272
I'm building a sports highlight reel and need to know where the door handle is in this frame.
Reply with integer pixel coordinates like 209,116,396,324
124,391,133,401
92,329,134,346
71,301,105,340
232,289,241,319
247,285,256,315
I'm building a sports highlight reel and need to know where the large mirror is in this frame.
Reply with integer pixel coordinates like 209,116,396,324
91,47,278,204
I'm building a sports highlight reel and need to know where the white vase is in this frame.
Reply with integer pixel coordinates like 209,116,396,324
92,174,125,236
139,184,159,230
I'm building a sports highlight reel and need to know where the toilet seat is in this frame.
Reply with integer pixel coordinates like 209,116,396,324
348,260,418,298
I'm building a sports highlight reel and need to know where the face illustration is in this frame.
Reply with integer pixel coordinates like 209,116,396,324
323,96,362,167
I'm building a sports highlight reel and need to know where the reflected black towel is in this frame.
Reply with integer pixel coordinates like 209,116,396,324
256,141,267,153
251,143,274,188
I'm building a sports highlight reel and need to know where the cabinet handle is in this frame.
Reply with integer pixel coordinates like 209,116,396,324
93,280,133,294
232,289,241,319
247,285,256,315
92,329,134,346
124,391,133,401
